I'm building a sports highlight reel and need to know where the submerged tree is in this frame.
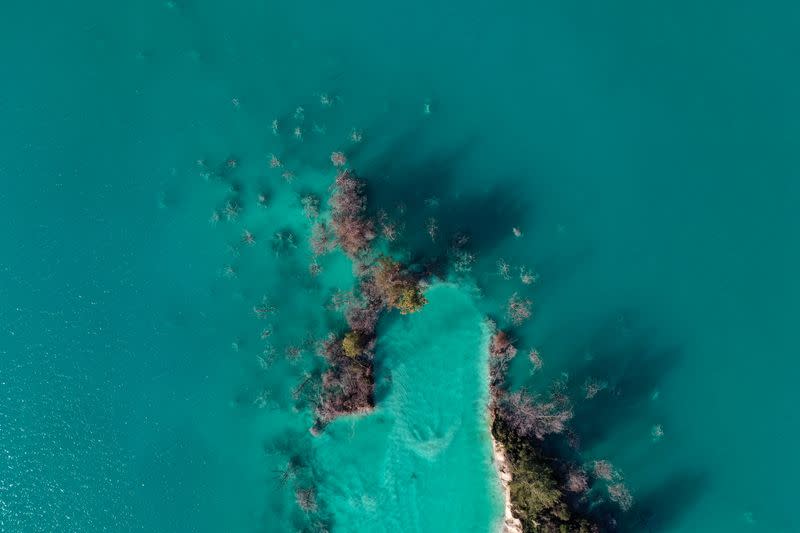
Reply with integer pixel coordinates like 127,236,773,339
591,460,617,482
566,468,589,493
295,487,318,513
507,292,533,325
608,482,633,512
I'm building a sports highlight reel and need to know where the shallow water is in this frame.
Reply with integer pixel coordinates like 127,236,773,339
314,284,503,532
1,1,799,532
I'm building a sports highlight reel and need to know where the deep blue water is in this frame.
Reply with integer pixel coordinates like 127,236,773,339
1,1,799,532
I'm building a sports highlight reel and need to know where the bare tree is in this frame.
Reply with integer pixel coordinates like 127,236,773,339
507,292,533,325
295,487,318,512
301,194,320,220
608,483,633,511
496,258,511,280
426,217,439,242
329,170,375,257
499,389,573,440
489,331,518,360
528,348,543,372
566,468,589,493
591,460,617,482
583,378,608,399
489,331,517,393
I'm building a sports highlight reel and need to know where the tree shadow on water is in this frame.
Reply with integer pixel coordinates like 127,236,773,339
352,129,532,270
551,310,709,532
623,470,709,532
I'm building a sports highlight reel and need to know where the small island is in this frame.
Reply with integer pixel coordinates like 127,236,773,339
301,160,626,531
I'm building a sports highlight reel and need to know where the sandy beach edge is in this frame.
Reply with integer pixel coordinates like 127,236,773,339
488,408,523,533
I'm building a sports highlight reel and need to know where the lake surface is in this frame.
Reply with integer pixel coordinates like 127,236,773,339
1,1,798,531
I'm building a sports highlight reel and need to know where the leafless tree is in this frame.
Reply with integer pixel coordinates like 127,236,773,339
583,378,608,399
528,348,543,372
566,468,589,493
426,217,439,242
295,487,318,512
301,194,320,220
253,296,276,318
497,258,511,280
519,266,537,285
507,292,533,325
592,460,617,482
329,170,375,257
608,483,633,511
499,389,573,440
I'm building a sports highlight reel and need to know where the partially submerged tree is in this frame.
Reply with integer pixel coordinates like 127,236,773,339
489,330,518,360
371,257,427,315
566,468,589,494
315,354,374,430
591,460,617,482
329,170,375,258
489,329,518,394
498,389,573,440
295,487,318,513
507,292,533,325
607,482,633,512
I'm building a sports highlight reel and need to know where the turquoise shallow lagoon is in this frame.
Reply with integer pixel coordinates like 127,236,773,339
1,1,799,532
314,284,502,532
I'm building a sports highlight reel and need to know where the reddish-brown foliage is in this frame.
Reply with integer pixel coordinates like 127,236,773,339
371,257,427,314
488,331,517,393
345,300,381,339
341,276,385,342
317,332,343,361
489,331,518,360
329,170,375,257
316,357,374,425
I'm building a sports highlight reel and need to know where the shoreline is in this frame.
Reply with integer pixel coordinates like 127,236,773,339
489,410,523,533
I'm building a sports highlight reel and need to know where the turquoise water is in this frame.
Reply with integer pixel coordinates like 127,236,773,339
314,284,502,532
1,1,799,532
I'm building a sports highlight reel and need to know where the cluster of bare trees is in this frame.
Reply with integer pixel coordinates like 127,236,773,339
329,170,375,258
488,329,518,393
312,334,375,433
507,292,533,325
310,172,429,433
591,460,634,511
498,389,573,441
